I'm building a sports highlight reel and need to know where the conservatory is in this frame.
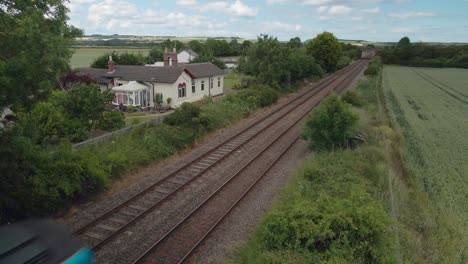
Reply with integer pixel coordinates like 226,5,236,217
112,81,152,108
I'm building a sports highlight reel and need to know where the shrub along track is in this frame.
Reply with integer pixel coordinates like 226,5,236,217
72,60,368,263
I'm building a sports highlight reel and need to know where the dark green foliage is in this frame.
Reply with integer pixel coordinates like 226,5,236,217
57,84,115,129
238,35,323,88
98,111,125,131
0,0,80,109
365,57,383,76
380,37,468,68
15,84,123,144
237,147,396,264
160,39,184,51
188,40,206,54
1,82,283,223
91,51,145,68
341,43,362,60
148,47,163,63
190,55,227,69
287,37,302,49
398,36,411,47
163,103,213,136
341,90,363,107
306,32,342,72
287,49,324,82
234,85,279,108
302,95,359,151
0,136,110,221
337,56,352,70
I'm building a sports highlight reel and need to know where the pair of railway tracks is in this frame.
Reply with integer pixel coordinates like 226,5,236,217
73,59,368,263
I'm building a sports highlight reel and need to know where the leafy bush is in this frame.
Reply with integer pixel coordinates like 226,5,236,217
91,51,145,68
235,85,279,108
365,57,383,76
0,137,110,220
2,78,282,223
337,55,352,70
237,147,396,264
302,95,359,151
99,111,125,131
341,90,363,107
15,84,122,143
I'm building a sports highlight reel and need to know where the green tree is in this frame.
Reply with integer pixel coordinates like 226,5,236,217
160,39,184,51
240,40,252,55
287,37,302,49
190,55,227,69
287,48,323,81
91,52,145,68
57,84,115,130
306,32,342,72
0,0,81,109
16,84,120,143
397,36,411,47
302,94,359,151
188,40,206,54
147,48,163,63
238,34,288,86
337,55,352,70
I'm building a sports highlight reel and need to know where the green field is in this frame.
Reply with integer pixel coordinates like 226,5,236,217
70,47,150,68
383,66,468,261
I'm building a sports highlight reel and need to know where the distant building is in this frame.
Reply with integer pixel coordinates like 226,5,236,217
78,53,225,108
145,48,199,67
177,48,199,64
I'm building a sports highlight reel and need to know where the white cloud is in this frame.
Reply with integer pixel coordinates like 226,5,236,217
85,0,227,34
388,11,434,19
176,0,197,6
263,21,303,32
267,0,383,5
328,5,352,15
230,0,259,16
316,5,328,13
187,0,258,17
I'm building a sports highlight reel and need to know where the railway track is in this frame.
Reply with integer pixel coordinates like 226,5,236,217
130,59,367,264
73,60,368,256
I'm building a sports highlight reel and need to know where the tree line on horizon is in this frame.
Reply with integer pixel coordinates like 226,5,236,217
380,36,468,68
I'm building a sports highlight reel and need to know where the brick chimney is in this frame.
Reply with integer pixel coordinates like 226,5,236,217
107,55,115,73
163,47,178,67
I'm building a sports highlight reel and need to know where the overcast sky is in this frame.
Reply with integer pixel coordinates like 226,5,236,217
67,0,468,42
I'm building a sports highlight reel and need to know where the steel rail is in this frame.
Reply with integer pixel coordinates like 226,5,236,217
131,60,367,264
73,60,365,249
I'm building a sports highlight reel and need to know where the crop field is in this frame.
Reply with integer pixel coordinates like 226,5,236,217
383,66,468,251
70,47,150,68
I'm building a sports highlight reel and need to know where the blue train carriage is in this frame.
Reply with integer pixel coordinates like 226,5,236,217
0,219,94,264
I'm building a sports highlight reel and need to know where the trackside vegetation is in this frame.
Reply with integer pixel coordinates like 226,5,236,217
234,64,400,263
234,58,468,263
0,85,279,223
302,94,359,151
232,58,467,263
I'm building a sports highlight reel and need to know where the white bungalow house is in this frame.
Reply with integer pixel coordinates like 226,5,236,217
177,48,199,64
78,55,225,108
